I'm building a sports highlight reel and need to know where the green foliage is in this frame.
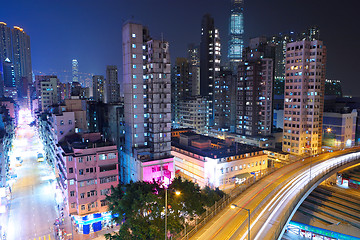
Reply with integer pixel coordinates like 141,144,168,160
105,177,225,240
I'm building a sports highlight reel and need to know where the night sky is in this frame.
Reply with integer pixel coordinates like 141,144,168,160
1,0,358,95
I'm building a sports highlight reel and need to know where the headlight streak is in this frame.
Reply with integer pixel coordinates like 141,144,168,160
235,152,360,240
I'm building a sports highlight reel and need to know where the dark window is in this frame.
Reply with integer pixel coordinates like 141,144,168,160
69,168,73,174
79,169,84,175
99,164,117,172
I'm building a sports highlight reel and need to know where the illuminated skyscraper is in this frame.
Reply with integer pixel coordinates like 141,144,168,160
92,75,105,102
200,14,221,126
11,26,32,98
3,58,15,88
236,37,275,136
228,0,244,67
0,22,12,62
72,59,79,82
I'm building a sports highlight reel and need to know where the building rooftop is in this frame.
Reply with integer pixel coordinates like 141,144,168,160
172,131,263,159
60,133,116,154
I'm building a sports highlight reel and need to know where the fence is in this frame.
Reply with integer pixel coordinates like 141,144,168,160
173,167,278,240
272,154,360,240
174,149,360,240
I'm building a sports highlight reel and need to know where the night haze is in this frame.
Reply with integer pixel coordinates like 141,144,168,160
0,0,358,95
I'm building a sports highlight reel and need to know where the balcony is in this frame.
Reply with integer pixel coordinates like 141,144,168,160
98,168,118,179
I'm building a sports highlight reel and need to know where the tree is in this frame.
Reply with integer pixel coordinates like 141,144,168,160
105,177,225,240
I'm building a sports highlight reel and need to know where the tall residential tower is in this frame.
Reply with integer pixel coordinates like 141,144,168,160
282,40,326,155
0,22,12,62
122,22,173,184
236,37,275,136
200,14,221,126
105,65,120,103
11,26,32,98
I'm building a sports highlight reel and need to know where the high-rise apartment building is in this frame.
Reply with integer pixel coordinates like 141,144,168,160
0,22,32,100
11,26,32,98
214,69,237,131
0,22,12,62
270,27,320,98
105,65,120,103
228,0,244,67
3,58,15,88
236,37,275,136
122,22,174,184
325,79,342,97
268,32,296,97
0,61,3,96
92,75,105,102
172,58,191,125
282,40,326,155
72,59,79,83
298,26,320,42
200,14,221,126
187,44,200,96
35,75,59,111
179,96,209,134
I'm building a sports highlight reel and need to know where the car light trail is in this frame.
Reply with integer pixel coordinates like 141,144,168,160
235,152,360,240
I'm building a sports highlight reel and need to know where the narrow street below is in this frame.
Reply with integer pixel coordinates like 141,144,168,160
6,109,59,240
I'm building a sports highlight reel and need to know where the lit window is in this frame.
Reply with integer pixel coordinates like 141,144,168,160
134,134,138,138
132,65,136,69
132,44,136,48
133,95,137,99
134,124,138,128
133,75,137,79
132,33,136,38
134,104,137,108
69,179,74,185
134,115,137,118
133,85,137,89
132,54,136,59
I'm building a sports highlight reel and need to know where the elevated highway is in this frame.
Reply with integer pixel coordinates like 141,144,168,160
189,147,360,240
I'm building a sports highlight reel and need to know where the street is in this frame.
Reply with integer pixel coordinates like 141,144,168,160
5,109,59,240
190,148,360,240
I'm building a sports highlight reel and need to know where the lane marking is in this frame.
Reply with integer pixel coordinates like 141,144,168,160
207,150,348,240
207,171,286,239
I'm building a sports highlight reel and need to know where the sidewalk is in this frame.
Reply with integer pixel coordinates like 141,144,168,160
54,198,119,240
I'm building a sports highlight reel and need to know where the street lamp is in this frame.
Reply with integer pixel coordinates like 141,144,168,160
165,189,181,240
230,204,250,240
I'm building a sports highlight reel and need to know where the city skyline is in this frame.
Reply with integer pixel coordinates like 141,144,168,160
1,1,360,239
0,0,358,96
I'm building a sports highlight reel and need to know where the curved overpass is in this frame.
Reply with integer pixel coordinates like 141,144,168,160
189,147,360,240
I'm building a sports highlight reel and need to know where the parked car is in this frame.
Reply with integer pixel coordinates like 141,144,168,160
37,153,44,162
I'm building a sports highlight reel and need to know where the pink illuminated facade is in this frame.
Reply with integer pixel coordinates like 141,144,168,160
57,133,119,234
